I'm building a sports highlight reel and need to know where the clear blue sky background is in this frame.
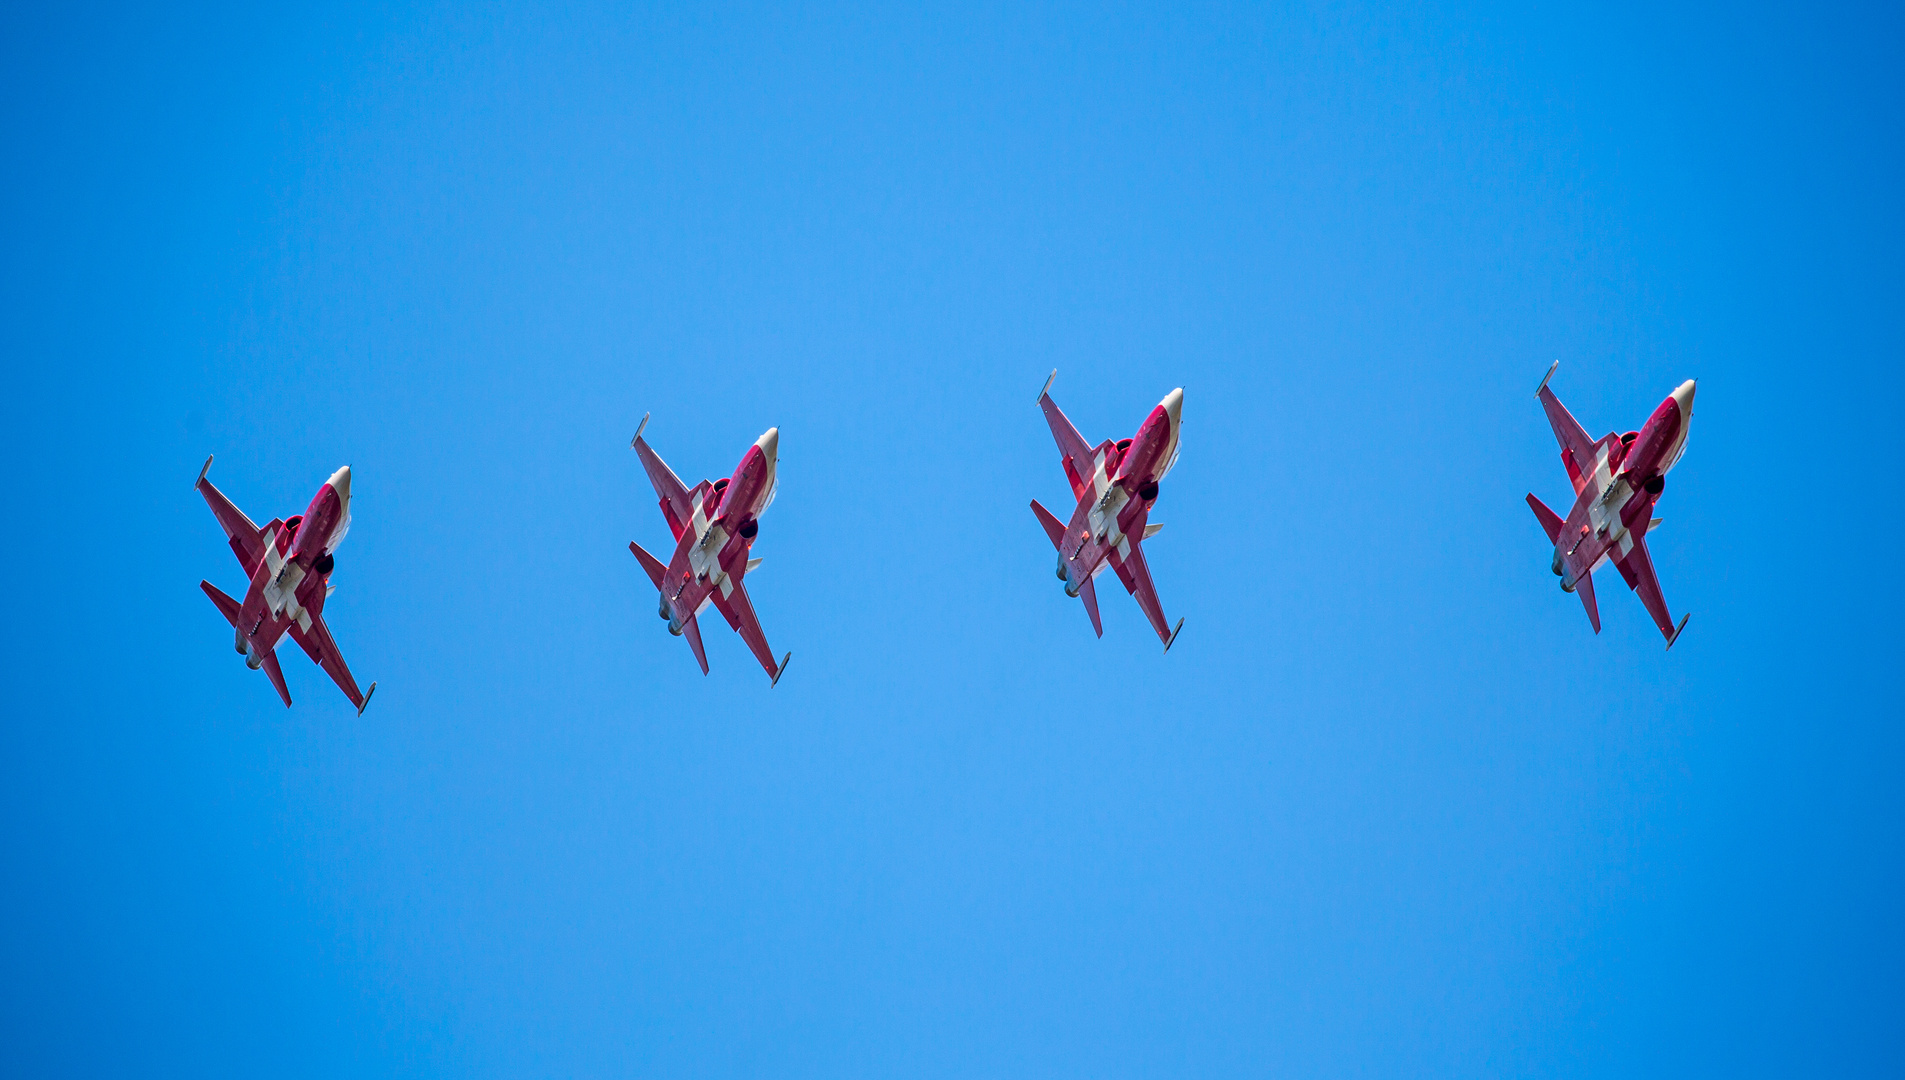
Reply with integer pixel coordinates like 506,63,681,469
3,2,1900,1076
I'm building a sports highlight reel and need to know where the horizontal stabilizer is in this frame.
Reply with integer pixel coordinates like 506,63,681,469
1030,499,1067,550
1143,523,1163,539
1078,573,1103,638
682,613,709,675
629,541,667,588
260,651,292,708
201,580,242,626
1649,518,1663,532
746,557,763,572
1526,493,1564,544
1575,568,1601,633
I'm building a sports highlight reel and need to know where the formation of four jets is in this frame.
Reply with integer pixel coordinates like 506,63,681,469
196,364,1697,710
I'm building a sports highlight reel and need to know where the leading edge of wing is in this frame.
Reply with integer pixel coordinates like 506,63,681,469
710,572,785,683
1036,375,1096,500
195,457,268,574
631,421,696,541
1109,538,1176,648
288,612,375,714
1612,530,1685,646
1535,364,1597,491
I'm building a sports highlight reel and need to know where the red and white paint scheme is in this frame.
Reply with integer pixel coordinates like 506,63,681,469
1030,372,1186,650
1526,362,1696,649
629,416,791,684
195,457,376,712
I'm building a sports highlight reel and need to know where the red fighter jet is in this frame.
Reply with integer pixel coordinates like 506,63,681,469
629,416,792,684
195,457,377,712
1030,372,1187,650
1526,363,1696,649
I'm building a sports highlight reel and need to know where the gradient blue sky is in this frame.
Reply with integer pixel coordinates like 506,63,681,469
3,2,1901,1076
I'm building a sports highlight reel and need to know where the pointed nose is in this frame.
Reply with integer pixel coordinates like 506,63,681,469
1162,387,1183,426
1672,379,1695,417
328,465,352,501
756,427,779,461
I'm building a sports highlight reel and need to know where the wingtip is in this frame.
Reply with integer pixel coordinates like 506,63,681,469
1037,369,1057,403
197,454,213,488
357,682,377,716
1164,617,1185,653
1666,613,1691,651
770,651,792,688
631,412,650,449
1536,360,1559,397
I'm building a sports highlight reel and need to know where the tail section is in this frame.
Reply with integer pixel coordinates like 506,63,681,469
629,541,667,588
1574,568,1601,634
1525,494,1564,544
681,613,710,675
200,580,242,625
1030,499,1067,549
260,651,292,707
1077,574,1104,638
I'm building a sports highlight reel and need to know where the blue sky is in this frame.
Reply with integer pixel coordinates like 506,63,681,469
2,2,1901,1075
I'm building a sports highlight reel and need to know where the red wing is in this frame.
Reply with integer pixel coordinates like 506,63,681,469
709,572,782,679
197,475,270,575
1538,383,1598,495
1038,393,1096,501
1109,539,1173,645
1613,531,1677,641
633,436,696,541
287,612,369,710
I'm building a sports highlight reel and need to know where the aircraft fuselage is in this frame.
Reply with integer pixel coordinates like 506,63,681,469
1554,381,1694,588
663,429,778,633
235,467,352,665
1059,388,1181,596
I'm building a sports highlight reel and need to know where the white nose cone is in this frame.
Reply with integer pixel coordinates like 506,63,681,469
1672,379,1696,417
1163,387,1183,426
328,465,352,501
756,427,779,461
